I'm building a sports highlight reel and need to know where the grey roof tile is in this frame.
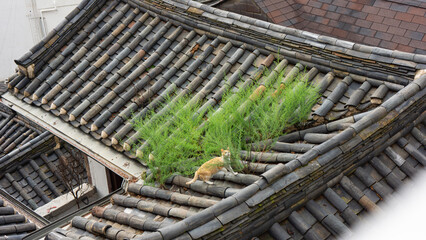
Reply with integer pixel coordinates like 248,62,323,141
217,202,250,225
260,164,286,183
245,187,275,207
385,170,404,190
400,141,426,166
272,142,315,153
288,212,310,235
362,188,380,204
322,214,350,236
385,147,405,167
304,133,337,144
0,110,89,211
0,196,38,239
188,218,222,239
269,222,292,240
304,227,322,240
152,220,188,239
400,160,417,178
0,222,37,236
4,0,426,239
305,200,327,222
323,188,347,213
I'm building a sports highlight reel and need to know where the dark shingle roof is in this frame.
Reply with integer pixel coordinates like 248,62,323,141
1,0,425,239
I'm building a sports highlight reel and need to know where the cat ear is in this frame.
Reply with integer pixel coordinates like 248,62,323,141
227,147,230,150
221,149,224,152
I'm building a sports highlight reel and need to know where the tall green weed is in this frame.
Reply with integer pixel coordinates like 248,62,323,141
133,96,205,184
133,64,320,184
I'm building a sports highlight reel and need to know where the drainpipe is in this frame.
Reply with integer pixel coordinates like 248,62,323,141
39,0,57,37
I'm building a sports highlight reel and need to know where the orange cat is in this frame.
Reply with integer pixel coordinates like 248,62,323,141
186,148,237,185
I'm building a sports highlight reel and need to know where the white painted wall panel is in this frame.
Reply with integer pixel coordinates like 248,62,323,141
0,0,79,79
0,0,34,79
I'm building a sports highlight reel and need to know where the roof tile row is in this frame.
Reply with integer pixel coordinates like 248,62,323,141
2,0,425,239
262,116,425,239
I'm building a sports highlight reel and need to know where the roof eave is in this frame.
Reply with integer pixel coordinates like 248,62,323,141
1,91,146,180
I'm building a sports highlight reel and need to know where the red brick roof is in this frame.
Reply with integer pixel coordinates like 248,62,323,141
224,0,426,54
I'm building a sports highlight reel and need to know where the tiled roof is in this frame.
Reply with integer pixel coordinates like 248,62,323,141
0,108,88,213
6,0,425,160
1,0,426,239
44,106,426,239
262,117,426,239
0,110,45,162
0,144,88,211
242,0,426,54
192,0,226,6
0,197,37,240
45,181,223,239
41,75,425,239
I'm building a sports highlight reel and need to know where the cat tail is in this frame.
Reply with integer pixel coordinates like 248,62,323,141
186,171,199,185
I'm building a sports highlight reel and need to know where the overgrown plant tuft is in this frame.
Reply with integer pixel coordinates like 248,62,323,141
133,64,320,184
133,96,206,184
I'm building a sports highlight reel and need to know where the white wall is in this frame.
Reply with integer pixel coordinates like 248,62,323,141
0,0,79,79
0,0,34,79
34,0,81,39
87,157,111,197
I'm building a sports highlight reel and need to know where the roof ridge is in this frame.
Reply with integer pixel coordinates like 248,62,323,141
13,0,424,83
171,0,426,64
124,0,421,83
14,0,108,78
